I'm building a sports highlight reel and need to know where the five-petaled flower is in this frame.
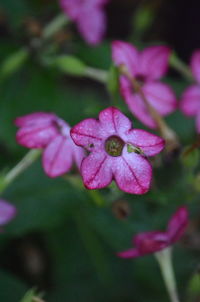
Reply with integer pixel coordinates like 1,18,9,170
112,41,177,128
70,107,165,194
15,112,85,178
117,206,188,258
0,199,17,231
180,50,200,133
59,0,109,45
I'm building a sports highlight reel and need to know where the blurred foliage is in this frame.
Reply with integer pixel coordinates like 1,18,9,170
0,1,200,302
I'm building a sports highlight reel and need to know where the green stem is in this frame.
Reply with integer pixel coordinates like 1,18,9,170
84,67,108,84
2,150,41,191
170,52,194,82
155,248,180,302
42,13,69,40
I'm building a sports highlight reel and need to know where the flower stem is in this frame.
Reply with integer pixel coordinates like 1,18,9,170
155,247,180,302
42,13,69,40
170,52,193,82
120,65,180,153
3,150,41,190
84,67,108,84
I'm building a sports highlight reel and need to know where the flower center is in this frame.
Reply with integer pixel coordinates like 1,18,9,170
105,135,125,157
135,74,146,86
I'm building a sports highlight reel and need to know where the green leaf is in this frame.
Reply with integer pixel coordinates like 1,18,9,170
54,55,86,76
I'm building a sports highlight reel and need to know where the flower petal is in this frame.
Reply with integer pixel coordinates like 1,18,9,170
113,151,152,194
126,129,165,156
0,200,17,226
139,46,171,80
120,78,156,128
180,85,200,116
70,118,103,151
16,124,58,148
99,107,132,138
195,110,200,133
59,0,81,20
142,82,177,116
42,135,73,177
117,248,140,259
167,206,188,244
112,41,139,76
77,8,106,45
72,143,85,169
81,152,113,189
15,112,56,127
133,231,169,255
191,50,200,83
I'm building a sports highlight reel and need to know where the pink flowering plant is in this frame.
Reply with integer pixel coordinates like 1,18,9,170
180,50,200,133
118,206,188,259
71,106,164,194
15,112,85,177
59,0,109,45
0,2,200,302
112,41,177,129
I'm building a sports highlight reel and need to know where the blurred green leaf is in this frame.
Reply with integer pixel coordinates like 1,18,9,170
53,55,86,76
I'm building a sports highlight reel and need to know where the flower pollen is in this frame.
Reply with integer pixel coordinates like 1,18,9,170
105,135,125,157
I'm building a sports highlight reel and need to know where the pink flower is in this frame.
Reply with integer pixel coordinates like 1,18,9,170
15,112,85,178
180,50,200,133
117,206,188,258
112,41,177,128
59,0,109,45
0,199,17,229
70,107,165,194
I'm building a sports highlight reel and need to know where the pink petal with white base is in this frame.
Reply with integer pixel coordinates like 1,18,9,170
0,200,16,226
113,151,152,194
167,206,188,244
139,46,171,80
70,118,103,151
180,85,200,116
112,41,139,76
142,82,177,115
42,135,73,177
126,129,165,156
133,231,169,255
191,50,200,83
99,107,132,138
81,152,112,189
78,8,106,45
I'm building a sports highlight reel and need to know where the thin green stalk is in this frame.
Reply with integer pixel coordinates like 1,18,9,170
42,13,69,40
84,67,108,84
2,150,41,192
155,248,180,302
170,52,194,82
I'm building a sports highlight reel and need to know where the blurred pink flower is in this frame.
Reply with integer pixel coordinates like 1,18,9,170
112,41,177,128
117,206,188,258
15,112,85,178
59,0,109,45
180,50,200,133
0,199,17,229
70,107,165,194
